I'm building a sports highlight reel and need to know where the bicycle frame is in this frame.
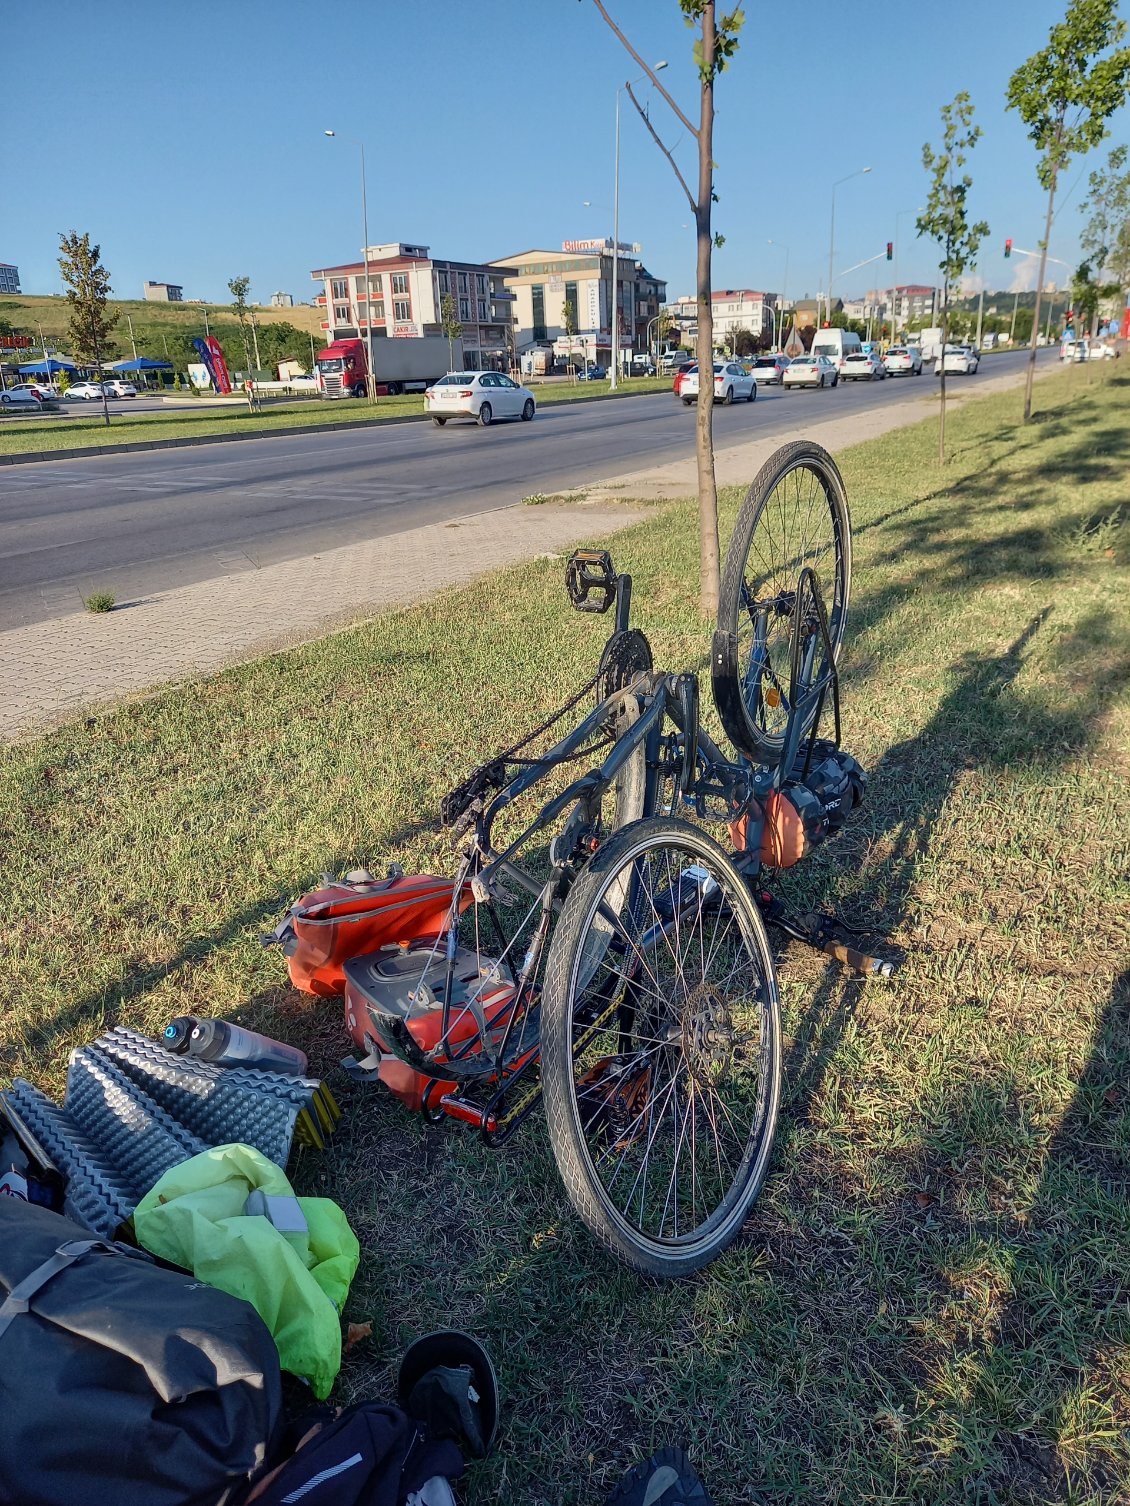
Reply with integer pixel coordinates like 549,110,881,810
369,564,845,1144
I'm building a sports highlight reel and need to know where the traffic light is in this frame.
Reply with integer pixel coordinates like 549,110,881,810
886,241,893,261
1064,309,1074,326
1004,238,1012,258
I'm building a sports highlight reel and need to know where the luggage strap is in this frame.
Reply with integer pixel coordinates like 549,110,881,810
0,1237,142,1342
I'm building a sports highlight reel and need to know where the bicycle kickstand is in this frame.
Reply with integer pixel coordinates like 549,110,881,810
755,889,897,978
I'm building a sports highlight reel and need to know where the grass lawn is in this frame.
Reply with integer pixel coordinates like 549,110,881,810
0,375,674,455
1,366,1127,1502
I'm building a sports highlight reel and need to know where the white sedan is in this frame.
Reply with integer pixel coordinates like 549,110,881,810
0,387,43,408
679,360,757,405
782,355,838,389
103,380,138,398
935,345,979,375
424,371,537,427
67,381,109,400
884,346,923,376
841,351,887,381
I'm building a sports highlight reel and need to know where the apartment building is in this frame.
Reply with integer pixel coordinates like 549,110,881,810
0,262,20,295
143,281,184,301
493,241,667,364
667,288,776,344
310,243,517,370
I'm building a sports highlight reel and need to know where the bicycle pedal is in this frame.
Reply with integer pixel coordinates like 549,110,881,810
565,549,617,613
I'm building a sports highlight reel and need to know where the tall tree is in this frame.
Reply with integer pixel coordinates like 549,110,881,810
1082,144,1130,305
227,276,254,373
917,93,989,464
58,230,118,428
593,0,744,616
1006,0,1130,422
562,297,578,374
440,292,463,371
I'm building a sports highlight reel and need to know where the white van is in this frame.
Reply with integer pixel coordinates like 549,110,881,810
809,328,862,374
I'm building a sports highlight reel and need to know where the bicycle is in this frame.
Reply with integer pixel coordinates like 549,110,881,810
271,441,890,1277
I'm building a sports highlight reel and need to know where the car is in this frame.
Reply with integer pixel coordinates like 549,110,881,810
935,344,979,375
671,361,697,397
4,383,47,401
782,355,838,390
423,370,537,427
750,354,790,385
0,387,44,408
679,360,757,405
103,379,138,398
629,354,656,375
67,381,109,401
1087,341,1119,360
841,351,887,381
1060,339,1088,362
884,345,923,376
575,365,606,382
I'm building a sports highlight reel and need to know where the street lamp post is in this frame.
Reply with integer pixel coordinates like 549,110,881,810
891,206,922,345
767,240,789,349
325,129,375,403
610,61,666,390
827,167,871,325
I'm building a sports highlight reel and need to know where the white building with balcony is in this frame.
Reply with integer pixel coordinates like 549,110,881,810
311,242,517,370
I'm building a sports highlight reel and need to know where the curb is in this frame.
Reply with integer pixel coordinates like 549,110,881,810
0,383,669,468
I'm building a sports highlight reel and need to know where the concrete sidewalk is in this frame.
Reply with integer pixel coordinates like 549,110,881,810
0,365,1033,742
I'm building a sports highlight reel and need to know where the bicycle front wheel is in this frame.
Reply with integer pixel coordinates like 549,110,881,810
712,441,851,763
541,816,781,1277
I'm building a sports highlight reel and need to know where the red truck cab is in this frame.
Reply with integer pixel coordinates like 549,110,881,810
316,338,368,398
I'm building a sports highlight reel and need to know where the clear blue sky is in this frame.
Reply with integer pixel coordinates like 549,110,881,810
6,1,1127,307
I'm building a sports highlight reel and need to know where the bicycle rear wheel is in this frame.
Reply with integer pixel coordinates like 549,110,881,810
541,816,780,1277
712,441,851,763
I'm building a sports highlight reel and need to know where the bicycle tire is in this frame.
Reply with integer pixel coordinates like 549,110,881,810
712,440,851,763
541,816,781,1277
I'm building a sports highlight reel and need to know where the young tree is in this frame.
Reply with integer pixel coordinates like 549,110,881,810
58,230,118,428
562,298,578,375
227,276,254,373
593,0,744,616
1007,0,1130,422
440,292,463,371
916,93,989,463
1082,144,1130,305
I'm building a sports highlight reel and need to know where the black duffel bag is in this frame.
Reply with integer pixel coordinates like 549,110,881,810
0,1199,283,1506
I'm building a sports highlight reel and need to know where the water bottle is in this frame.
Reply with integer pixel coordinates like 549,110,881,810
163,1016,308,1076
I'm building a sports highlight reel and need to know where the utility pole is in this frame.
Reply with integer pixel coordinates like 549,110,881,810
126,313,139,362
975,284,985,351
1009,290,1020,343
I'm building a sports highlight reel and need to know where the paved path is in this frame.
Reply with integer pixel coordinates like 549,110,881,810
0,361,1042,742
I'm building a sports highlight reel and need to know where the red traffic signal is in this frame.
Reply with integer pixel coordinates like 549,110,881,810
1004,238,1012,258
886,241,893,261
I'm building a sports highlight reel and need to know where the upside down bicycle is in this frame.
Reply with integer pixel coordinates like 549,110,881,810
270,441,892,1277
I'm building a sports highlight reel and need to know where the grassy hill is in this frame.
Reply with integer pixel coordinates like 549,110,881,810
0,292,326,375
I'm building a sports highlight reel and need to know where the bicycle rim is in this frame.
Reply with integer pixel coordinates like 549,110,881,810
712,441,851,763
542,817,781,1277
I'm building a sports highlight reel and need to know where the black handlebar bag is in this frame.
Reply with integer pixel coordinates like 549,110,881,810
0,1199,283,1506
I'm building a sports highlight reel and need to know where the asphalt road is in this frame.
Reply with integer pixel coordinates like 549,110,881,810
0,350,1056,629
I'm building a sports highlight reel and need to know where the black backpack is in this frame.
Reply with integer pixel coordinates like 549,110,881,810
0,1199,283,1506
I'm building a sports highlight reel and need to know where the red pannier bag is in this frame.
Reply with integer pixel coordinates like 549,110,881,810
267,872,472,998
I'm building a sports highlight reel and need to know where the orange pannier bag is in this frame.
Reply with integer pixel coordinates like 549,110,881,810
269,873,473,998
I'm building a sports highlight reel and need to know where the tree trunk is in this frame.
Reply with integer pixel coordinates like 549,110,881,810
1024,114,1064,425
938,287,948,463
694,4,720,618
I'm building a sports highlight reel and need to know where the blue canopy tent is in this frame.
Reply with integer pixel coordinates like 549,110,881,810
18,357,77,374
107,357,174,372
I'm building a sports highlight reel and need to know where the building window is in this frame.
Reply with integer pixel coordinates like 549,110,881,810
371,301,385,321
394,299,411,321
438,271,449,294
459,298,470,321
331,278,348,299
531,284,546,342
391,273,408,295
371,274,383,294
564,281,578,327
476,273,486,296
333,304,350,323
458,272,468,294
478,300,488,321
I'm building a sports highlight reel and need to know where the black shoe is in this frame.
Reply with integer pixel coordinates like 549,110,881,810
603,1446,714,1506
